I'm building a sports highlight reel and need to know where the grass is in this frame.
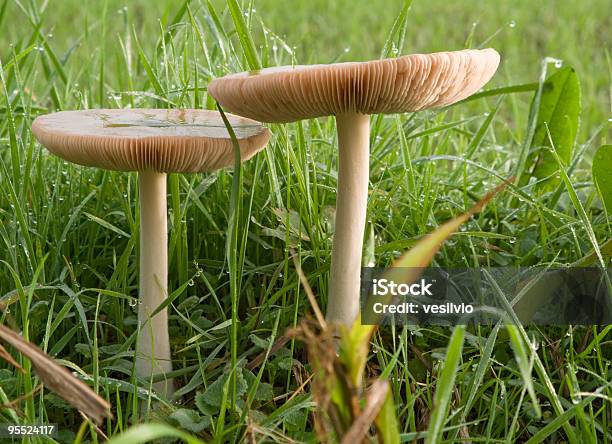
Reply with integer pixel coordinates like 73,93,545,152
0,0,611,442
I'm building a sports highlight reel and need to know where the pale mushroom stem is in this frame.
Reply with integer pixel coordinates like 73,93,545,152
327,112,370,326
137,170,174,397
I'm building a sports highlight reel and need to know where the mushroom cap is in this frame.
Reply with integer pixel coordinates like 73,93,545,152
208,49,500,123
32,109,270,172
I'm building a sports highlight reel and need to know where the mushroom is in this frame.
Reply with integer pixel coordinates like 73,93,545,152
32,109,270,397
209,49,500,327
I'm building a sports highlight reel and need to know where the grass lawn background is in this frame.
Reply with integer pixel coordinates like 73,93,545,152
0,0,610,442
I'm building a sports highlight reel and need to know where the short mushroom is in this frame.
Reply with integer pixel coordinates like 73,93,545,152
209,49,500,327
32,109,270,397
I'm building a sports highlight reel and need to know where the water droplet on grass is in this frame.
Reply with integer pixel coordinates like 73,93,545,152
554,60,563,68
508,20,516,28
129,298,137,307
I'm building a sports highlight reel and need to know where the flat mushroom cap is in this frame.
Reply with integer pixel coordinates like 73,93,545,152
209,49,500,123
32,109,270,172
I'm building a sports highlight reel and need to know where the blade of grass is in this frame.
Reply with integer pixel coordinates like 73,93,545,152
226,0,261,70
424,325,465,444
105,424,206,444
218,103,243,422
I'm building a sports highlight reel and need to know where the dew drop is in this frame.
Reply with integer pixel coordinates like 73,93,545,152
554,60,563,68
508,20,516,28
129,298,137,307
188,279,195,286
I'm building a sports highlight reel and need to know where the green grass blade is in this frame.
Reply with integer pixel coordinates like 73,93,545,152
105,423,207,444
380,0,413,59
506,324,541,417
425,325,465,444
457,82,538,105
524,394,600,444
226,0,261,69
592,145,612,214
217,104,243,422
546,125,609,272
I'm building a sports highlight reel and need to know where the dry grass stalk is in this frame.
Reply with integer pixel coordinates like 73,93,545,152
0,324,112,425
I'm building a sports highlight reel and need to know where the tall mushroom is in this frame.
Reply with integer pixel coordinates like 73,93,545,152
32,109,270,397
209,49,500,327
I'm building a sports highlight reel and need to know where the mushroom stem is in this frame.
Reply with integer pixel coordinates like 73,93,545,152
137,170,173,397
327,112,370,326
